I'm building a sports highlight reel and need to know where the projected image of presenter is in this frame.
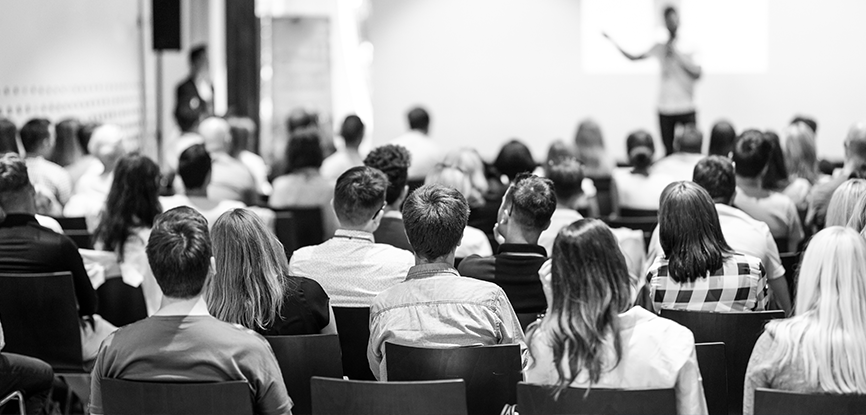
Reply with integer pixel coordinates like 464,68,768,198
604,6,702,156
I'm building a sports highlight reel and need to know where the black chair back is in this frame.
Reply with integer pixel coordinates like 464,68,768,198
619,208,658,218
386,343,521,415
516,382,676,415
273,207,324,258
754,388,866,415
591,177,613,217
660,309,784,415
779,251,802,300
101,379,253,415
331,307,375,380
53,216,93,249
311,376,467,415
0,272,84,372
265,334,343,415
696,342,728,415
97,278,148,327
774,237,789,254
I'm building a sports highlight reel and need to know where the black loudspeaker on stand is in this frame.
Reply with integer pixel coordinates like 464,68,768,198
152,0,180,51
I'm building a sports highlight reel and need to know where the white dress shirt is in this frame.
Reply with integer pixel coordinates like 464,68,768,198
289,229,415,307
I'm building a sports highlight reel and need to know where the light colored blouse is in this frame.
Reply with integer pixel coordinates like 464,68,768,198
525,306,707,415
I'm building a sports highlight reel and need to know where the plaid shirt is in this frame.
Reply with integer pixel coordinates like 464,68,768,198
648,253,768,312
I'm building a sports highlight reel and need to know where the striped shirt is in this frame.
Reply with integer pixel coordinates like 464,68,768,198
648,253,767,312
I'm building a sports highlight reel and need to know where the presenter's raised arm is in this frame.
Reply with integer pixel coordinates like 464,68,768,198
603,32,651,61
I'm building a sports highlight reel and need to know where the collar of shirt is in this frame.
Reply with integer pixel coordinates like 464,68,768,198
332,229,375,243
0,214,37,228
406,262,459,281
497,243,547,257
715,203,754,223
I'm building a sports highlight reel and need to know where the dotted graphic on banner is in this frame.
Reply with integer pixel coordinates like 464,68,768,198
0,81,145,143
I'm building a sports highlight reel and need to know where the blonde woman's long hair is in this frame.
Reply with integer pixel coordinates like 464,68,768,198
782,122,818,184
825,179,866,227
760,226,866,393
441,148,488,206
206,208,291,331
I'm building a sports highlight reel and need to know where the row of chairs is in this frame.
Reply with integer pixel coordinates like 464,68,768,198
95,376,866,415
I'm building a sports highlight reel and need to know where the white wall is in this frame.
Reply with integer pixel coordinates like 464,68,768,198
367,0,866,162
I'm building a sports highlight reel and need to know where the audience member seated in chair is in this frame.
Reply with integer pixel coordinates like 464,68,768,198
805,122,866,232
537,159,584,254
708,120,736,158
647,181,768,313
647,156,792,315
289,166,414,307
733,130,804,253
88,207,292,415
161,144,246,226
459,173,555,315
611,130,672,214
388,106,442,183
0,319,54,415
651,124,705,183
526,219,707,415
20,118,73,216
364,144,413,252
269,127,339,238
227,116,272,198
92,153,163,316
207,208,337,336
0,153,115,361
367,184,525,380
425,166,493,258
743,227,866,415
824,179,866,228
63,124,129,229
780,122,820,215
321,114,365,181
199,117,257,205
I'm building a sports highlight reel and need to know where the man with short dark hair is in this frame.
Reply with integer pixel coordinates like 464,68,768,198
733,130,803,252
367,184,525,380
537,160,584,254
459,174,556,315
708,120,736,157
365,144,413,251
289,166,414,307
647,156,792,314
20,118,73,213
321,114,366,180
390,106,442,181
651,123,705,182
88,207,292,415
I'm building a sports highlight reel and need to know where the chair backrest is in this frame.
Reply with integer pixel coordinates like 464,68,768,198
695,342,727,415
779,251,802,299
53,216,93,249
54,216,87,231
265,334,343,415
753,388,866,415
774,237,790,254
96,278,148,327
273,207,324,258
619,208,658,218
101,379,253,415
386,343,522,415
0,272,83,372
331,307,375,380
660,309,785,415
591,177,613,217
516,382,677,415
311,376,467,415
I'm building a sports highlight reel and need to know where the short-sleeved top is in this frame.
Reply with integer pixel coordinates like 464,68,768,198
648,253,768,312
734,187,804,252
458,244,548,314
258,276,331,336
649,40,699,115
0,214,97,317
611,167,675,211
89,315,292,415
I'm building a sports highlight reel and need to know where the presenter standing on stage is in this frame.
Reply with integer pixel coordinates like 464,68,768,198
605,6,702,156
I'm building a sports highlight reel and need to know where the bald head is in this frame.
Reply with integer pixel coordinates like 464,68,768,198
674,124,703,154
199,117,230,153
845,122,866,165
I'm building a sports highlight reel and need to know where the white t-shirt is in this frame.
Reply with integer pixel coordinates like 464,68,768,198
389,130,444,181
612,167,676,211
649,40,699,115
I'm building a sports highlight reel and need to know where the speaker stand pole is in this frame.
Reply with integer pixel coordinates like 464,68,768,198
155,50,164,168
